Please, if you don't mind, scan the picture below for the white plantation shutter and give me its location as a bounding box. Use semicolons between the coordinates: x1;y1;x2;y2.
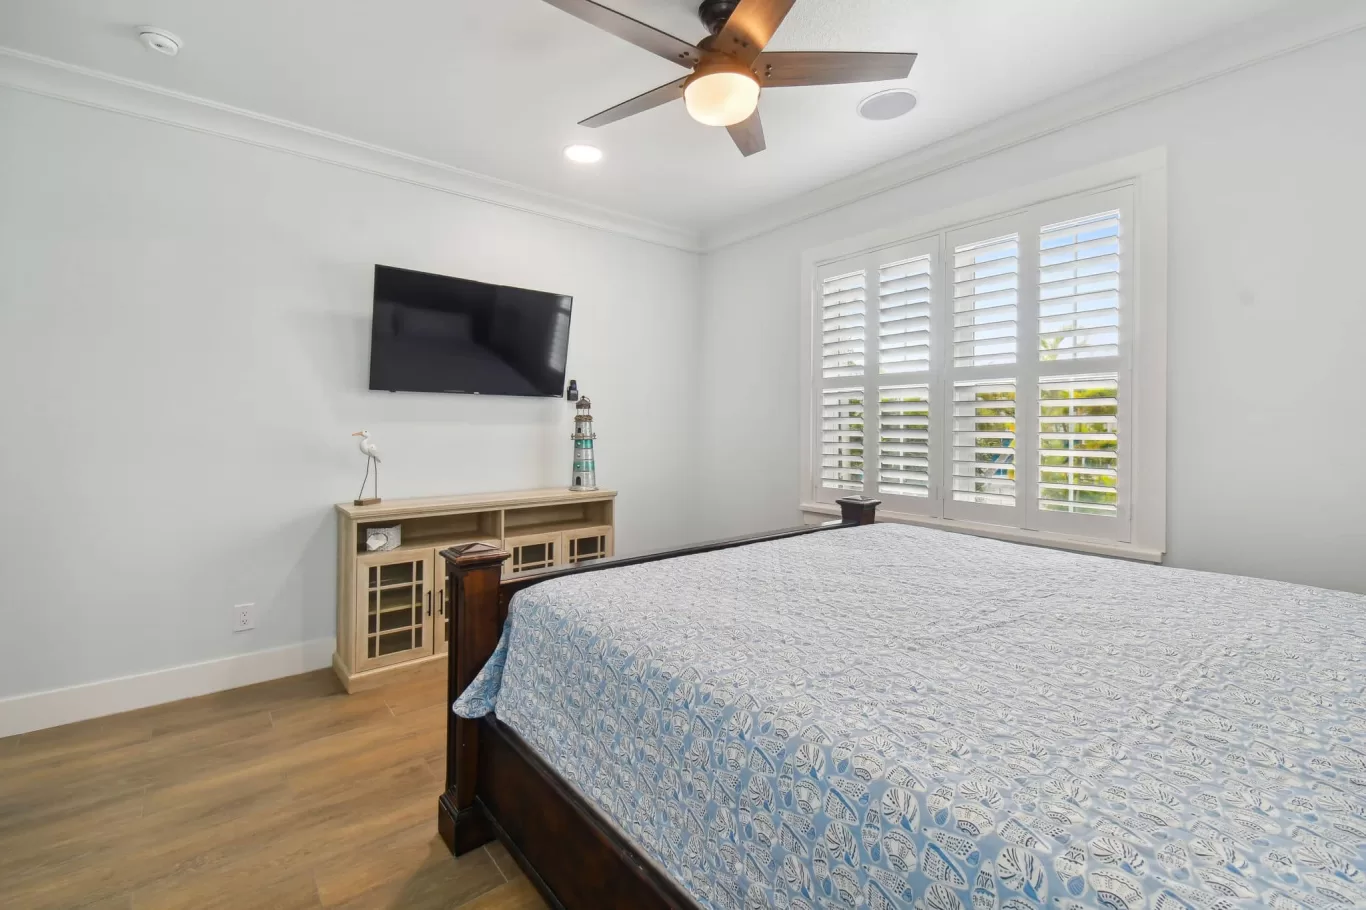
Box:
816;258;869;500
813;240;939;509
951;380;1017;506
875;252;937;506
821;270;865;379
953;234;1019;368
878;385;931;497
1038;374;1119;515
1031;186;1131;539
820;388;865;492
878;256;932;374
873;243;940;512
1039;213;1120;361
943;214;1027;525
808;183;1136;544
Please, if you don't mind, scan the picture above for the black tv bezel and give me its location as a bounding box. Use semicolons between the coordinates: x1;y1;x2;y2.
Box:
367;264;574;398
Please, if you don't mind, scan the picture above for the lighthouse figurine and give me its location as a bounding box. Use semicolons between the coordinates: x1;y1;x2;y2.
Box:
570;396;597;492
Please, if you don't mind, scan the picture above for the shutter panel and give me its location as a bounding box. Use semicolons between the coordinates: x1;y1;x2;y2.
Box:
945;216;1024;523
953;234;1018;368
1031;191;1129;540
951;380;1016;506
822;270;865;379
876;248;936;506
1039;212;1120;361
1038;373;1118;515
878;255;932;374
877;385;930;497
820;388;864;492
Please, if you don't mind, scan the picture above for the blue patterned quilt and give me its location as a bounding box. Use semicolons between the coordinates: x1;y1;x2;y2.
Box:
455;523;1366;910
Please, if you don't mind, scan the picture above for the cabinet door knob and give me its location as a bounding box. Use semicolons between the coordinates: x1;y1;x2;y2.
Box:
426;590;432;617
438;589;446;617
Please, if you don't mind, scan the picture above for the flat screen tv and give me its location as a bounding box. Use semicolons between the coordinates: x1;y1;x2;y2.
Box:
368;265;572;397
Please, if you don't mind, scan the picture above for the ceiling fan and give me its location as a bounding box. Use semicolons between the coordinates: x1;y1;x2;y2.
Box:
540;0;917;156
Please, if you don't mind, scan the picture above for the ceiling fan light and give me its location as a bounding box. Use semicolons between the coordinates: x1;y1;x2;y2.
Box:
684;68;760;127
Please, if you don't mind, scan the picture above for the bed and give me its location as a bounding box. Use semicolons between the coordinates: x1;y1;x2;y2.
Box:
438;498;1366;910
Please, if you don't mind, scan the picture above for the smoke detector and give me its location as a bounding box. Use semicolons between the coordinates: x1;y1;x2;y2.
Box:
137;27;182;57
858;89;917;121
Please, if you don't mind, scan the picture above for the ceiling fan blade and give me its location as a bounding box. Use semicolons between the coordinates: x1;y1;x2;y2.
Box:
539;0;701;67
712;0;796;64
726;110;766;157
579;78;687;128
756;51;917;87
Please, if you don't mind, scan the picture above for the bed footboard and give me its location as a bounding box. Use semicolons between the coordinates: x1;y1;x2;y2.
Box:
438;496;879;908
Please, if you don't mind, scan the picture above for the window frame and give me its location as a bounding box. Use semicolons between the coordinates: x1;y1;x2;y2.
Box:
799;151;1167;561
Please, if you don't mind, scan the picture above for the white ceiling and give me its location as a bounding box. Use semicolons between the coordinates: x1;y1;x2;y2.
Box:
0;0;1296;233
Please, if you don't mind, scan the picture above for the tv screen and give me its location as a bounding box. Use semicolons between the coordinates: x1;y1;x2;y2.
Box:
368;265;572;397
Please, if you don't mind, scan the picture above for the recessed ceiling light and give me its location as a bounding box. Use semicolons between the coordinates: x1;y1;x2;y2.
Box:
858;89;917;121
137;26;182;57
563;144;603;164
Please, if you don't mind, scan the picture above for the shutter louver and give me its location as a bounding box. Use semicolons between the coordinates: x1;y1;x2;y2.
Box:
1039;373;1119;515
878;255;932;374
820;388;864;491
953;234;1018;367
878;385;930;497
952;380;1016;505
1039;212;1120;361
822;270;866;379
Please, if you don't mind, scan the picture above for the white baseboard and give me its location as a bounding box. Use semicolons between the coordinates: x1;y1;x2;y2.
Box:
0;637;336;739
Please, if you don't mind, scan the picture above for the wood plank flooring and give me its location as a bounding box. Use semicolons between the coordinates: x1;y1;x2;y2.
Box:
0;663;549;910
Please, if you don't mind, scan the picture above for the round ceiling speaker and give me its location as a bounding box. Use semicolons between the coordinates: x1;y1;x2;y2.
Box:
137;27;182;57
858;89;917;121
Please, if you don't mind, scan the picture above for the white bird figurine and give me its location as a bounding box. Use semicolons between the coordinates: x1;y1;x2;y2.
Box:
352;429;382;503
352;429;381;463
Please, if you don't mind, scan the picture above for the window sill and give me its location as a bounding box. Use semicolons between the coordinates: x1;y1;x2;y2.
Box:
800;502;1164;563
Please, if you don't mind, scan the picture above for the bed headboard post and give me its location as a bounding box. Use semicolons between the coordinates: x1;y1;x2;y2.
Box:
438;542;510;855
837;495;881;526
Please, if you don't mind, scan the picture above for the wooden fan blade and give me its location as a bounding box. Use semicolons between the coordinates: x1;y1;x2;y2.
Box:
713;0;796;64
540;0;701;67
756;51;917;87
726;110;766;157
580;78;687;128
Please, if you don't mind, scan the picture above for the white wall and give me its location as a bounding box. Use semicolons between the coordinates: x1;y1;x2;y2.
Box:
698;29;1366;594
0;87;702;704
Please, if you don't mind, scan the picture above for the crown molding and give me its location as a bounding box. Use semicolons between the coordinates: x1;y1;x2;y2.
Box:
0;47;704;253
700;1;1366;251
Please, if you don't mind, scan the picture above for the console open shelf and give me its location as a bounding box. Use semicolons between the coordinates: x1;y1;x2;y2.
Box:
334;487;616;692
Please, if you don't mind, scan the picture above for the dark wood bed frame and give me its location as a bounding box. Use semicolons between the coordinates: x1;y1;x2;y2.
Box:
436;496;880;910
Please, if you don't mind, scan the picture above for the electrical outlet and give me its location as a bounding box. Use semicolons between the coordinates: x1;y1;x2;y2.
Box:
233;603;255;632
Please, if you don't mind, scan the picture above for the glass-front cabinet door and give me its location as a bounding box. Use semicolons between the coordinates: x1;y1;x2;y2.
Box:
354;551;435;672
504;532;562;579
563;526;614;565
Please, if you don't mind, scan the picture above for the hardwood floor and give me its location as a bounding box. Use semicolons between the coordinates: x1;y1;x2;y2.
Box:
0;663;549;910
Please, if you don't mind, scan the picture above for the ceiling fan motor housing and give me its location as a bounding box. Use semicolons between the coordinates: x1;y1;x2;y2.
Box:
698;0;741;35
